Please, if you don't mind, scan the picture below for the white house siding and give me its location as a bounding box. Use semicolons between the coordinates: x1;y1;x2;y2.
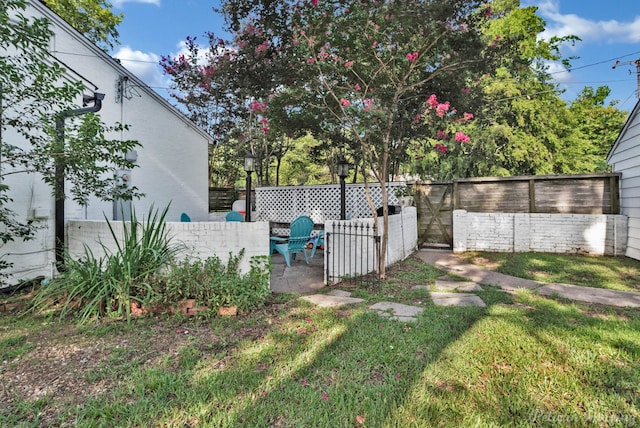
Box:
608;102;640;260
0;1;211;285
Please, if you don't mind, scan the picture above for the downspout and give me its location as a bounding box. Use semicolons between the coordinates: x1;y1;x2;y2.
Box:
54;93;105;272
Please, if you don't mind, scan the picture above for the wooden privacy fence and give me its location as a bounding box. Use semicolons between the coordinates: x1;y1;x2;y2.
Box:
414;173;621;248
208;187;236;212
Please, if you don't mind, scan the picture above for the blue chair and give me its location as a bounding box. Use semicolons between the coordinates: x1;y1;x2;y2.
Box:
226;211;243;222
180;212;191;222
273;215;314;267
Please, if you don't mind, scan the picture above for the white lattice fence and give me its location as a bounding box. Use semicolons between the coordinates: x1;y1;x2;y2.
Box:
255;182;407;223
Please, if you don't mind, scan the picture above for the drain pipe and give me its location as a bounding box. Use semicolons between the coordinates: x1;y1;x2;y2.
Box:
54;93;105;272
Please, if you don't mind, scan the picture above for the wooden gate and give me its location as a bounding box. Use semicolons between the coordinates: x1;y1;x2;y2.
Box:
414;182;453;248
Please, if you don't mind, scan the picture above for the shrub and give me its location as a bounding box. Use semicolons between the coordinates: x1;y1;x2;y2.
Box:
155;251;272;313
32;205;181;323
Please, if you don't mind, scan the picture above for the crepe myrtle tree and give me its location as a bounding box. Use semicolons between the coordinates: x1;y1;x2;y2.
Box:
0;0;141;279
277;0;497;277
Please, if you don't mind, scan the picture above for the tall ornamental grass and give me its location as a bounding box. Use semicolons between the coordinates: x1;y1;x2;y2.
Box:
33;205;182;323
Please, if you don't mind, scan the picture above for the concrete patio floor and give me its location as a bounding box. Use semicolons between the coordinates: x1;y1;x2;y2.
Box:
269;249;326;294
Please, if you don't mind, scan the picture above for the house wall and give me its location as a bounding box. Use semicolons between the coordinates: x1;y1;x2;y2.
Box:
66;220;270;275
453;210;628;256
37;2;210;222
0;2;210;286
607;106;640;260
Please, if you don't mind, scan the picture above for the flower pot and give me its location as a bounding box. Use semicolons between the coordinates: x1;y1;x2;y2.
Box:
218;306;238;317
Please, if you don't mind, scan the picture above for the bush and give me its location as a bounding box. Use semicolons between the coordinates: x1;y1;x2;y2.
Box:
155;251;271;313
32;205;181;323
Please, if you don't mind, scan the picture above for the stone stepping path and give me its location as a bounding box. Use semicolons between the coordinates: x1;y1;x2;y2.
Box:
303;276;488;322
301;292;364;308
429;291;486;307
434;279;484;292
369;302;424;323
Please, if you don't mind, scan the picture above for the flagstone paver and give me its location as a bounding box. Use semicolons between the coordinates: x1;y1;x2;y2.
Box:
430;291;486;307
301;293;365;308
369;302;424;322
434;279;484;292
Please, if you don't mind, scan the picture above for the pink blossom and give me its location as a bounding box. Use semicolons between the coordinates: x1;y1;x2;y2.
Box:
436;130;448;140
354;83;361;91
321;392;329;401
312;0;318;5
405;52;418;63
249;100;267;113
255;40;269;53
308;57;316;64
262;127;270;133
302;379;309;386
426;94;438;109
436;102;450;117
462;112;474;121
363;98;374;111
461;87;471;95
413;113;421;124
340;98;351;107
344;61;354;68
454;132;470;143
435;143;448;153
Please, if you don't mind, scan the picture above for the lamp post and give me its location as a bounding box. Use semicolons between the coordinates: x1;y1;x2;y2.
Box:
244;152;255;222
337;158;349;220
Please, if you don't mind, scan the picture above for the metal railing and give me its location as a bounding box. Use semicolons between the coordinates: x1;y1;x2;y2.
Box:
325;221;381;287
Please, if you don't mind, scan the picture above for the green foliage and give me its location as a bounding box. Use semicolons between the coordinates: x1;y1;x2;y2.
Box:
0;0;141;280
155;251;271;312
32;205;181;323
0;0;82;268
41;0;123;51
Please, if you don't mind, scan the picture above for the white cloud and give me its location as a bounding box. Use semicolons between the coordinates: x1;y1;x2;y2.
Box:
113;46;168;90
173;39;210;65
111;0;160;8
528;0;640;45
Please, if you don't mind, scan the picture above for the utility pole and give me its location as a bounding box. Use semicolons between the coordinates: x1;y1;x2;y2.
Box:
612;58;640;99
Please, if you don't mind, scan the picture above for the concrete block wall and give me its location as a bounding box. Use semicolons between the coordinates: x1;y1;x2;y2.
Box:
453;210;628;256
384;207;419;265
66;220;270;275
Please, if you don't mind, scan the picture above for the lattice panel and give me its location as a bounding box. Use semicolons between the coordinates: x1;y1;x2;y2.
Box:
256;182;406;222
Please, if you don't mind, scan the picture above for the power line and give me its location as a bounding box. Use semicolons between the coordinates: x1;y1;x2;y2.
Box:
550;50;640;75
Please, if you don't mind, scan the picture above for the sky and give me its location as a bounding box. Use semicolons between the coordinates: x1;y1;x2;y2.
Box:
111;0;640;112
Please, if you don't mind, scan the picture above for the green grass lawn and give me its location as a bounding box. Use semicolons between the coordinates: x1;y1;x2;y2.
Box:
461;252;640;292
1;254;639;427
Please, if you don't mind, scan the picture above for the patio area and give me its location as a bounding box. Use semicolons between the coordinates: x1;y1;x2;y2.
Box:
270;248;325;294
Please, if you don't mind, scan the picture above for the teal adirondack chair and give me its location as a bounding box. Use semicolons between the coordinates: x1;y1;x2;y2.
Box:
273;215;314;267
226;211;243;222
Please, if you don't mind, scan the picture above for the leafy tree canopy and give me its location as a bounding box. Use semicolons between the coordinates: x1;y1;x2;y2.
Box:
42;0;122;51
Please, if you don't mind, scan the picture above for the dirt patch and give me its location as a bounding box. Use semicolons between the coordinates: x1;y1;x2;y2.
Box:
0;301;287;426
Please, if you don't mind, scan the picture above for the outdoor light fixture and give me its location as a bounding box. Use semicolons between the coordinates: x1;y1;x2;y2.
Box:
244;152;255;222
244;152;256;173
337;157;349;220
337;158;349;179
